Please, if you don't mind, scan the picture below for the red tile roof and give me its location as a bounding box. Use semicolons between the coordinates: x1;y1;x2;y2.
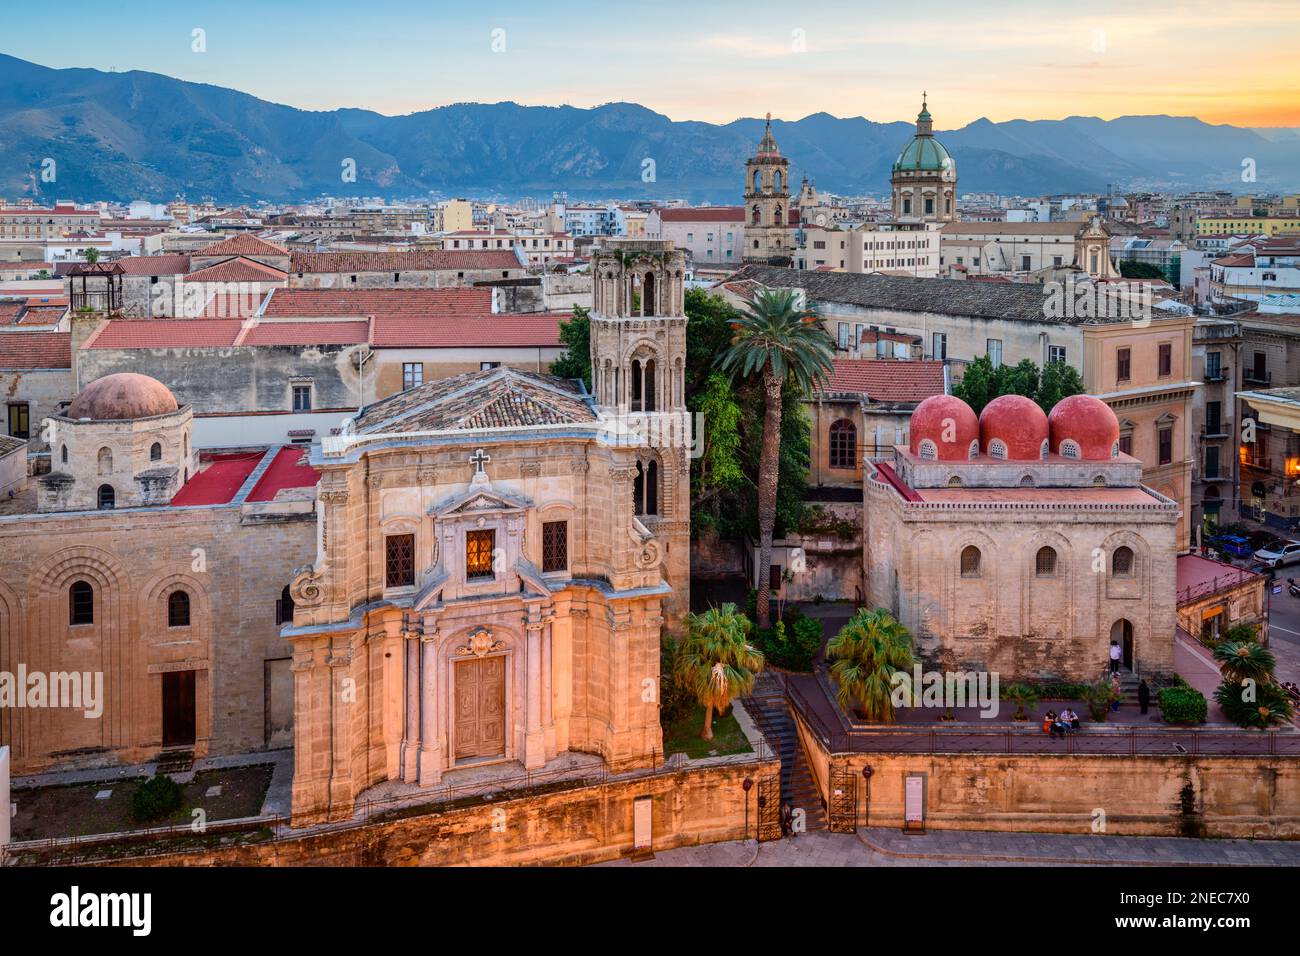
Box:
1176;553;1260;599
289;250;522;273
263;287;493;318
185;256;288;283
241;320;370;346
0;331;72;368
116;255;191;276
86;320;244;349
193;233;288;258
821;359;945;403
370;313;563;348
657;206;745;223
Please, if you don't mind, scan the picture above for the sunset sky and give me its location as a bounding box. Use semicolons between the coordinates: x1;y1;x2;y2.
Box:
5;0;1299;128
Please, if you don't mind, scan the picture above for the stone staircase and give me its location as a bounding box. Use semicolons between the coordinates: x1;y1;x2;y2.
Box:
744;678;827;833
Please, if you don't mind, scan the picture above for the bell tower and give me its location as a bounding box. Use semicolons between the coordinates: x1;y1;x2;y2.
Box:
743;112;795;264
589;238;690;628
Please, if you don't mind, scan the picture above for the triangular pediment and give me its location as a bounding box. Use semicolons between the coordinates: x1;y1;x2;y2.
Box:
432;484;531;517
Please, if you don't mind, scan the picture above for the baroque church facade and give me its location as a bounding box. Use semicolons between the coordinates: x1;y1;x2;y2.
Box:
283;240;691;823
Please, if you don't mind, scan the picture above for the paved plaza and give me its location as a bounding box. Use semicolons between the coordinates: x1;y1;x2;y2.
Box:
604;827;1300;867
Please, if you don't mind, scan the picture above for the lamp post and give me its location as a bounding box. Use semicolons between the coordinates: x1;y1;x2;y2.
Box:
862;764;874;828
742;777;753;841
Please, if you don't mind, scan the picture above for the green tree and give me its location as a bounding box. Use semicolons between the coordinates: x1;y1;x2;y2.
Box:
1214;680;1294;728
1036;359;1086;413
684;288;737;399
1119;260;1164;280
718;288;834;627
690;372;745;533
35;269;51;280
674;603;764;740
83;247;100;265
997;358;1040;399
826;607;914;723
548;305;591;389
953;354;999;413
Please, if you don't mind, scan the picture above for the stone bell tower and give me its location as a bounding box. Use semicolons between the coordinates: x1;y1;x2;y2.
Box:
743;112;795;264
589;238;691;629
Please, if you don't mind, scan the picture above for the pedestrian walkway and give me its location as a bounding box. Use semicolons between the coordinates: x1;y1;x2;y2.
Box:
604;827;1300;867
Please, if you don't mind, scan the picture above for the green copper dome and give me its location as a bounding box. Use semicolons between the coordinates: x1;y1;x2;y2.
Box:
893;135;953;173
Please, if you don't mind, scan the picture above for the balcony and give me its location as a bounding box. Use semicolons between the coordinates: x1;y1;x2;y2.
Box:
1243;368;1272;386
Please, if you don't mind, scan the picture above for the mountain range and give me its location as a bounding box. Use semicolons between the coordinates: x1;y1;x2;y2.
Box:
2;53;1297;203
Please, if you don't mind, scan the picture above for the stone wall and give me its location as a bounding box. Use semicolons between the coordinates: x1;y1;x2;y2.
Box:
0;366;72;455
109;758;777;867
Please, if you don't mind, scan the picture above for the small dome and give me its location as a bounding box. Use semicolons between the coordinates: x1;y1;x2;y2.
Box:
909;395;978;462
67;373;179;421
980;395;1049;461
1048;394;1120;460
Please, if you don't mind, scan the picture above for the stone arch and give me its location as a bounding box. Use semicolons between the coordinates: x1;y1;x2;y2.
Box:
97;446;113;474
140;570;211;638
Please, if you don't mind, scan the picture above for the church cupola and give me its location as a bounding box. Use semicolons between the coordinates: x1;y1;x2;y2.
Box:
890;93;957;224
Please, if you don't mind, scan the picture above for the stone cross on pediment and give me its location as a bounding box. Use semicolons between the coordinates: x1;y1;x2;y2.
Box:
469;447;491;488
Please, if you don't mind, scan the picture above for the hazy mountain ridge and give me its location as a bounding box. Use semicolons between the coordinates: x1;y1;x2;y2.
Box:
1;54;1295;202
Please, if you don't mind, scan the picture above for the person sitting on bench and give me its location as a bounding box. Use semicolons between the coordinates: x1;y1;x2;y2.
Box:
1060;707;1080;732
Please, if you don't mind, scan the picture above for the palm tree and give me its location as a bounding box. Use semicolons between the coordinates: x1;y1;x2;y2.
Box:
83;247;100;265
1214;679;1294;729
1213;640;1276;685
826;608;914;723
674;603;765;740
718;288;834;628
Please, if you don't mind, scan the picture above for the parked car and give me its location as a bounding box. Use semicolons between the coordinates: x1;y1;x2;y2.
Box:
1210;534;1253;558
1253;540;1300;568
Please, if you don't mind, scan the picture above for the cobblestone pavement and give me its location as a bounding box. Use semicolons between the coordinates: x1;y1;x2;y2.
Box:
603;827;1300;867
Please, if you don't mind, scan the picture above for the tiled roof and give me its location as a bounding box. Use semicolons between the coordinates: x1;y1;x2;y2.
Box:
0;434;24;456
729;265;1061;324
116;255;191;276
0;331;72;368
370;313;562;348
85;320;244;349
821;359;945;403
354;367;595;434
241;320;370;346
657;206;745;223
193;233;288;258
289;250;522;273
263;287;492;317
185;256;288;283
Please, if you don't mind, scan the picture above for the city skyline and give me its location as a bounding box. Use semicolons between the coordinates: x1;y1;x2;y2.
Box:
3;0;1300;128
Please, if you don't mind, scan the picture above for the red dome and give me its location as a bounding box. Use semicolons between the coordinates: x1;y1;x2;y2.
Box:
908;395;978;462
1048;394;1120;460
66;373;179;421
979;394;1048;461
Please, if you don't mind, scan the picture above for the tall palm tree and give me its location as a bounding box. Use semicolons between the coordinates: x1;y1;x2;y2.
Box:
674;603;765;740
718;288;834;628
83;247;100;265
826;608;914;723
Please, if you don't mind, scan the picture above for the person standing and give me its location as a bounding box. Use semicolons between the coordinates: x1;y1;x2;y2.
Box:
1109;640;1122;674
1138;679;1151;715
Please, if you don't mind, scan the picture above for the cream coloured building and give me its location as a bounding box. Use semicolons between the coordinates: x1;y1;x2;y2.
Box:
866;393;1179;680
940;218;1119;279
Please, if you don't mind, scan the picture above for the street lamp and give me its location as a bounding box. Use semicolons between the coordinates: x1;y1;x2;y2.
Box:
862;765;874;828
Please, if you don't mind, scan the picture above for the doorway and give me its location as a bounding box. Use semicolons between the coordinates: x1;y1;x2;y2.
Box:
1110;619;1134;670
162;670;197;748
454;656;506;762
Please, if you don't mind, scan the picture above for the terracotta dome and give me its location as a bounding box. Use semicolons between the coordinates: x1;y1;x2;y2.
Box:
1048;394;1120;460
908;395;979;462
979;394;1049;461
66;373;179;421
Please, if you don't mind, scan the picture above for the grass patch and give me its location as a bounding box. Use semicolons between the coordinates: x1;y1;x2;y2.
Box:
663;703;752;759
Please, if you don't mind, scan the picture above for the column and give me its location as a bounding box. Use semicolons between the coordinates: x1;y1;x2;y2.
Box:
418;632;441;786
524;621;545;769
542;620;556;758
400;633;419;781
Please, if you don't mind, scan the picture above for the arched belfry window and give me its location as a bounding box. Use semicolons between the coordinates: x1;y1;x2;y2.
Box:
634;459;659;516
752;204;761;226
642;272;655;316
753;170;761;193
774;170;782;192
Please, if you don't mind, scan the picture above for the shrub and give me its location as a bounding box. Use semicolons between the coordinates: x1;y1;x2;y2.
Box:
1003;683;1039;720
1024;681;1090;700
1214;678;1295;728
658;634;694;725
130;774;184;823
1083;678;1120;721
1158;686;1207;724
752;613;823;672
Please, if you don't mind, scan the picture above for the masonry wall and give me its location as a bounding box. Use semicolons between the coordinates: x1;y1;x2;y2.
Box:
0;366;72;456
287;267;526;289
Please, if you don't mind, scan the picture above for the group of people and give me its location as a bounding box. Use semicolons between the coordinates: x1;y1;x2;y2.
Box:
1042;708;1080;738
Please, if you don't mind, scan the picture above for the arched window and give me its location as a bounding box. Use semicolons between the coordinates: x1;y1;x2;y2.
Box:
774;204;783;225
276;584;295;625
167;590;191;627
1059;439;1081;459
947;475;963;488
642;272;656;316
829;419;856;469
774;170;782;192
150;442;162;461
1035;546;1057;577
918;439;938;461
1092;475;1107;487
1111;440;1120;459
60;444;68;464
753;170;761;193
1040;439;1050;460
69;580;94;625
97;484;115;510
752;205;761;226
1112;546;1134;576
960;546;981;577
988;438;1008;460
968;439;980;460
1019;475;1035;487
97;446;113;474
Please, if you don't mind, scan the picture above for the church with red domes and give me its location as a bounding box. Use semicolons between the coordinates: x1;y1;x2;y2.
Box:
866;393;1178;681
